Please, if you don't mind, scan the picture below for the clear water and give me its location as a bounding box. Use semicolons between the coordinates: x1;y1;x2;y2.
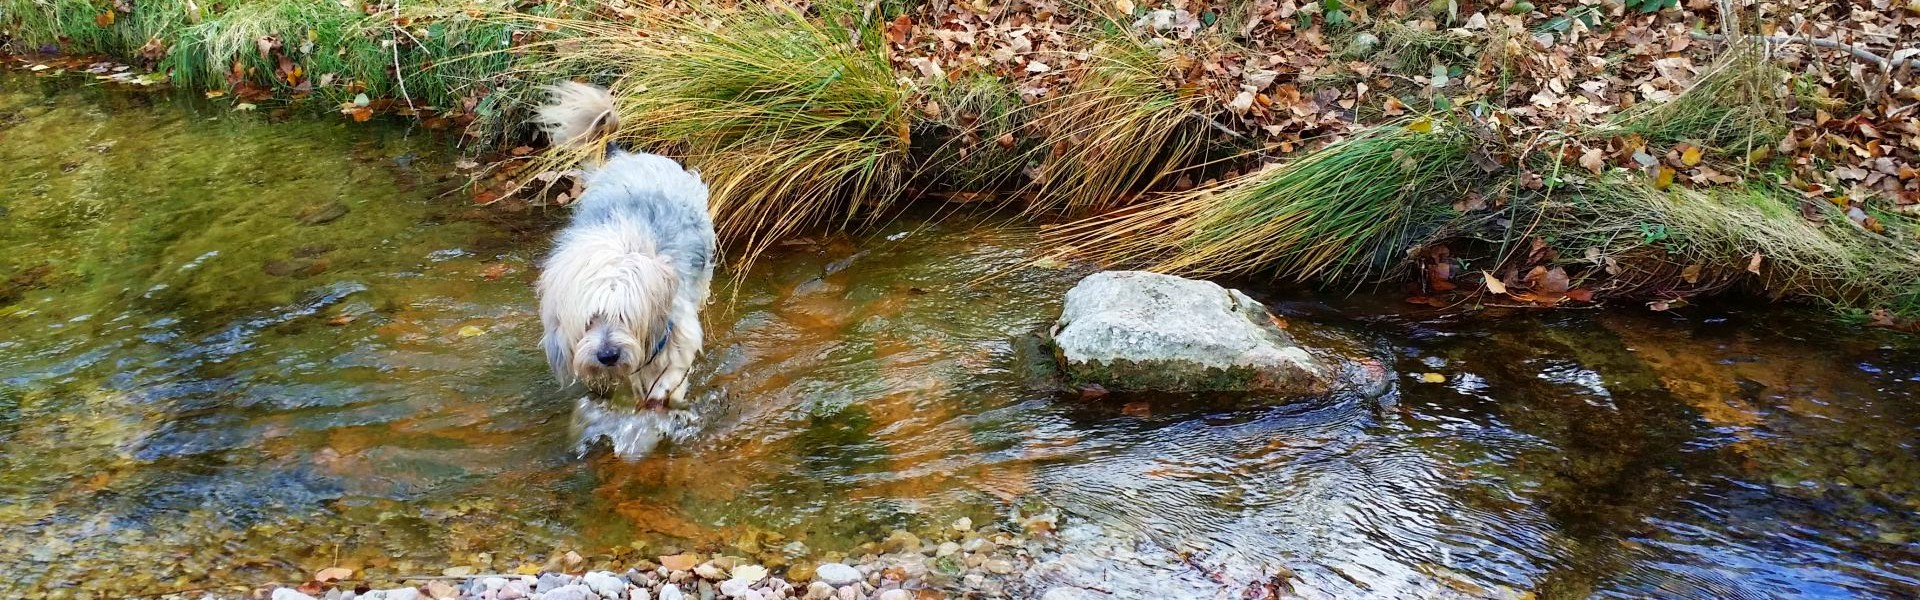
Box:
2;74;1917;599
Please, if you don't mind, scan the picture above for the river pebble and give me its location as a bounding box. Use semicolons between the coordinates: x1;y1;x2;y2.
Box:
811;563;861;587
238;514;1061;600
539;584;594;600
584;571;628;598
803;582;834;600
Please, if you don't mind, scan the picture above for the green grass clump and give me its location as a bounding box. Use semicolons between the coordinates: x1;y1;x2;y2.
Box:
1046;118;1474;281
518;2;911;266
1551;182;1920;314
1609;39;1787;156
2;0;547;140
1023;11;1218;214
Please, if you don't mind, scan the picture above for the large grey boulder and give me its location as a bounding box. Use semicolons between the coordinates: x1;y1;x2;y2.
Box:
1049;271;1338;394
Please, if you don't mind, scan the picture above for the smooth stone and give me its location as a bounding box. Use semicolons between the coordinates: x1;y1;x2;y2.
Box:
499;580;531;600
383;589;421;600
951;517;973;532
729;564;769;584
540;584;594;600
659;584;686;600
812;563;861;587
718;579;752;597
584;571;629;598
1050;270;1335;394
1041;589;1094;600
632;589;651;600
424;580;458;600
874;591;912;600
482;577;509;591
444;566;476;577
832;586;859;600
538;573;576;591
804;582;834;600
273;589;319;600
935;542;960;557
961;538;996;554
695;563;728;580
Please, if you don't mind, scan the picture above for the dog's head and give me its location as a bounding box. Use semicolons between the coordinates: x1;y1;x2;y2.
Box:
563;314;647;392
538;225;679;393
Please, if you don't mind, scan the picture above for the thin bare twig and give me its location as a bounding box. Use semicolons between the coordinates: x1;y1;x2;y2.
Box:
1690;32;1919;71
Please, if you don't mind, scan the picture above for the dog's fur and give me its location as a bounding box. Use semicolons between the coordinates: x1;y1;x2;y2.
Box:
535;82;716;408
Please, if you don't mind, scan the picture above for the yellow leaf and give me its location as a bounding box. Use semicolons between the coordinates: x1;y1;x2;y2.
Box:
1481;271;1508;295
1746;252;1763;275
1408;117;1435;134
1419;373;1446;383
1680;145;1703;166
1653;166;1676;190
314;567;353;582
457;325;484;337
204;90;226;99
1681;264;1702;284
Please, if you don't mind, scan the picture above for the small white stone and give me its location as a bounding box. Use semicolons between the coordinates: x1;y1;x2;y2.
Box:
935;542;960;557
482;577;509;591
875;591;912;600
658;584;685;600
631;589;651;600
804;581;835;600
695;563;728;580
584;572;628;599
833;586;859;600
729;564;769;584
812;563;862;587
273;589;319;600
382;589;421;600
951;517;973;532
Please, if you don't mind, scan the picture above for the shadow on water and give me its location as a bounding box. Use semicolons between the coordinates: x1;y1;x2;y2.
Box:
1;73;1917;599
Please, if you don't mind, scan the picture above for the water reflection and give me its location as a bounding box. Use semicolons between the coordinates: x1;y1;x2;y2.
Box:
2;73;1918;600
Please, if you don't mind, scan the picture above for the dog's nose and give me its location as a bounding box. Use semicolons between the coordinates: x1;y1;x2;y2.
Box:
595;348;621;366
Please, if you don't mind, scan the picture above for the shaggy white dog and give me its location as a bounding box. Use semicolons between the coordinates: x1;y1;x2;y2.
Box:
534;82;716;409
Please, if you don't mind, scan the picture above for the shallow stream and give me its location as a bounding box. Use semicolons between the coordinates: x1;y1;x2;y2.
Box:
2;74;1917;599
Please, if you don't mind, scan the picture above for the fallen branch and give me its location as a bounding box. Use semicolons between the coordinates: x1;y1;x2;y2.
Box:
1690;32;1920;71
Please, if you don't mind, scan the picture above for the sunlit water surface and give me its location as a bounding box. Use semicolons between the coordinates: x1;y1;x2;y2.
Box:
2;74;1917;599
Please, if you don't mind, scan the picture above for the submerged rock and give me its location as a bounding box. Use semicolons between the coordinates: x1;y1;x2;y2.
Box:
295;201;351;225
1049;271;1335;394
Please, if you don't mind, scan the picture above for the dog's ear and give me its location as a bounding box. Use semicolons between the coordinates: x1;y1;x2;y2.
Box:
542;331;573;384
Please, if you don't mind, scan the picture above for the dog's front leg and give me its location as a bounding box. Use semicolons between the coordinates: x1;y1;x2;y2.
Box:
645;317;703;409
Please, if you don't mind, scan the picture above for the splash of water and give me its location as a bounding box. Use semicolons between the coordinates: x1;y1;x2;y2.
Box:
569;396;702;457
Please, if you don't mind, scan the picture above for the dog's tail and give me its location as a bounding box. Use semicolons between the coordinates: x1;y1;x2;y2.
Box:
535;81;620;150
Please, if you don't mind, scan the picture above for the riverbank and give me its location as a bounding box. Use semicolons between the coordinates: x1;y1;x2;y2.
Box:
205;515;1065;600
6;0;1918;321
